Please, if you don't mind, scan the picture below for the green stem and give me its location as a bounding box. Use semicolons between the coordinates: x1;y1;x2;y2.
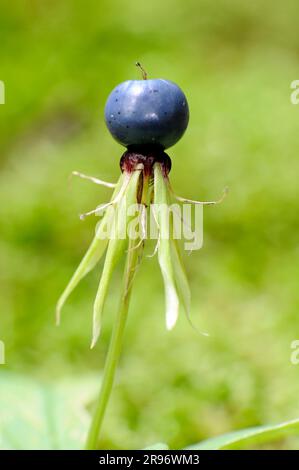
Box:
85;237;141;449
85;174;149;450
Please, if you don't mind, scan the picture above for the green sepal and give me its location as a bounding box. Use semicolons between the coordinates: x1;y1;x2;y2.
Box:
56;174;125;325
91;169;142;348
154;163;179;330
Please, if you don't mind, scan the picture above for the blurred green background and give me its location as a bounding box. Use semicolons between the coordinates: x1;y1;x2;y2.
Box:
1;0;299;450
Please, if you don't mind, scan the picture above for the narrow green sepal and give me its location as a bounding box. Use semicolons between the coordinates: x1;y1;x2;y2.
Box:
56;174;125;325
91;169;142;348
154;163;180;330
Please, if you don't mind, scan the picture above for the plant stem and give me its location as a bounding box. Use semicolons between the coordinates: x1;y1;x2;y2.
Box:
85;238;141;449
85;174;149;450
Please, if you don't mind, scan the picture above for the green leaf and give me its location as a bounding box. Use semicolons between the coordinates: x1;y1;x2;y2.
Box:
0;372;99;450
56;174;125;325
186;418;299;450
91;169;141;347
154;163;179;330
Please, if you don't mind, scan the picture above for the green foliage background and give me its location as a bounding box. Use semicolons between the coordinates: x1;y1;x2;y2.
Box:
1;0;299;449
